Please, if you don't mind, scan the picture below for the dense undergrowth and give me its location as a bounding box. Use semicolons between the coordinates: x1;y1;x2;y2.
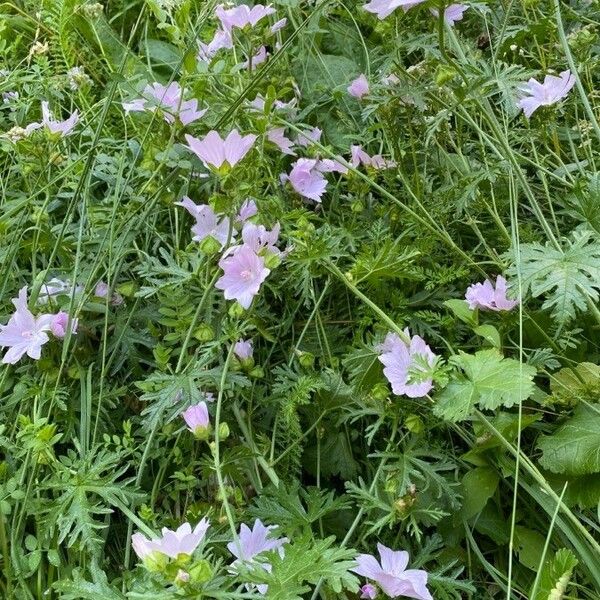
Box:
1;0;600;598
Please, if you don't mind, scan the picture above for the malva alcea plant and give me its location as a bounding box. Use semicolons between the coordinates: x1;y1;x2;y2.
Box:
1;0;600;598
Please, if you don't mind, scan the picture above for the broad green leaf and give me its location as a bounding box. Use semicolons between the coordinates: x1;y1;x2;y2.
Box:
473;324;501;348
532;548;578;600
459;467;499;520
444;299;477;326
537;403;600;475
506;230;600;324
434;350;536;422
548;362;600;406
514;526;548;570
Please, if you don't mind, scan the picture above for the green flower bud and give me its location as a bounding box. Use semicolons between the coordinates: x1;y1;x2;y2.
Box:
189;559;213;583
218;422;230;439
405;414;424;435
298;351;315;369
228;302;246;318
199;235;223;255
435;65;457;86
193;323;214;342
249;366;264;379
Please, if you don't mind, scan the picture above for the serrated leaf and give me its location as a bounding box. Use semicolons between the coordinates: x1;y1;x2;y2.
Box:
532;548;578;600
506;230;600;324
537;403;600;475
434;350;536;422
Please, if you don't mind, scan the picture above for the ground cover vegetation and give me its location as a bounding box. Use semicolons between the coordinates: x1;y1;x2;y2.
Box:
1;0;600;598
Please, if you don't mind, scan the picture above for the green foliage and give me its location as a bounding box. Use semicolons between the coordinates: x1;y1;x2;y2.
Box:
538;403;600;476
507;230;600;324
532;549;578;600
434;349;536;422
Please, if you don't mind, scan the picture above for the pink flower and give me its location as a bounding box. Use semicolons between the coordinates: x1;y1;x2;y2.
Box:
198;28;233;63
237;199;258;222
228;519;288;594
351;145;396;169
50;311;78;339
271;17;287;33
182;402;211;438
0;287;54;364
281;158;328;202
25;101;79;137
240;221;281;256
430;4;468;25
176;197;232;249
216;4;275;31
216;245;270;309
348;74;369;99
317;158;348;174
360;583;378;599
517;70;575;118
132;519;210;561
234;339;253;360
296;127;322;148
122;82;206;125
465;275;518;311
94;282;124;306
242;46;268;70
378;330;436;398
352;543;432;600
247;94;296;113
266;127;295;155
184;130;257;170
363;0;426;19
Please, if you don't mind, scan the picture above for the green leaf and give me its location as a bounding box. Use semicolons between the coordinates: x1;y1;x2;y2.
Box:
514;526;547;570
532;548;578;600
459;467;499;520
444;299;477;326
506;230;600;324
537;403;600;475
473;324;501;348
433;350;536;422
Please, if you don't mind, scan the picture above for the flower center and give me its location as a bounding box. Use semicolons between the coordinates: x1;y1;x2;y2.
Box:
240;269;252;280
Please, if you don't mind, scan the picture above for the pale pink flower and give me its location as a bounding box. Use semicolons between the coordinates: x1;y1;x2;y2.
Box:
132;519;210;561
352;543;432;600
271;17;287;33
247;94;296;113
317;157;348;174
281;158;328;202
351;145;396;169
234;339;253;360
0;287;54;364
182;401;211;437
465;275;518;311
228;519;288;593
184;130;257;170
122;82;206;125
517;70;575;118
242;46;268;70
378;330;436;398
216;4;275;31
364;0;426;19
25;101;79;137
296;127;321;148
267;127;296;155
360;584;378;599
348;74;370;99
216;245;270;309
50;311;78;339
37;278;72;304
94;282;124;306
237;199;258;222
198;28;233;63
240;221;281;256
176;197;232;249
430;3;468;25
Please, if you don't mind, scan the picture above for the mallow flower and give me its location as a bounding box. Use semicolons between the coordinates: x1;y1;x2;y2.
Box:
132;519;210;562
430;3;468;25
234;339;253;360
241;46;268;70
228;519;288;594
296;127;322;148
50;311;78;339
215;245;270;309
351;145;396;170
360;583;378;599
237;199;258;222
517;70;575;118
281;158;328;202
216;4;275;31
351;543;432;600
378;330;436;398
182;402;211;439
184;130;257;171
364;0;427;20
176;197;232;250
122;82;207;125
465;275;518;311
26;101;79;137
198;28;233;63
348;74;369;99
266;127;296;155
